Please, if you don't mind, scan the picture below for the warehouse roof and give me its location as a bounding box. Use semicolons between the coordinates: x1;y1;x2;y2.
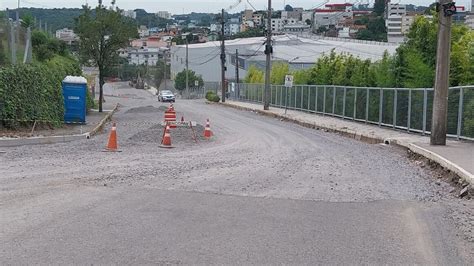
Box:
175;34;399;63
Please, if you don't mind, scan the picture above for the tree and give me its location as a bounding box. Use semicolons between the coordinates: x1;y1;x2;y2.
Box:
154;59;170;88
284;5;294;12
305;19;312;26
174;69;203;92
373;0;385;16
20;14;35;29
244;65;264;83
75;4;138;112
271;62;289;85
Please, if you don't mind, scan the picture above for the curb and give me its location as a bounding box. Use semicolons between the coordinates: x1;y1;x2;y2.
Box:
0;104;119;148
407;143;473;185
89;104;119;137
218;102;473;185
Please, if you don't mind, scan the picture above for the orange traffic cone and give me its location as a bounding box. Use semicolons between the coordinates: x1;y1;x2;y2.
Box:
160;123;174;148
204;119;212;139
104;122;120;152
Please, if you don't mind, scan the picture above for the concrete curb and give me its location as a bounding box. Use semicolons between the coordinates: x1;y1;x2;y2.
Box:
407;143;473;185
89;104;119;137
218;102;473;185
0;104;119;148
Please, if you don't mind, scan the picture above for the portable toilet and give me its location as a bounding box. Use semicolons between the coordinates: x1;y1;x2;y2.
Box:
62;76;88;124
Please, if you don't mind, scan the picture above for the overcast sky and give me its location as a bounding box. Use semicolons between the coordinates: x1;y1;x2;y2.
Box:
1;0;472;14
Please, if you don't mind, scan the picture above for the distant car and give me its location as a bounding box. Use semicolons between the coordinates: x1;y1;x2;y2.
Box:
158;90;176;102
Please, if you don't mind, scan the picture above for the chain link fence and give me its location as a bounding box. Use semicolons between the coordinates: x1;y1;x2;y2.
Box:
228;84;474;141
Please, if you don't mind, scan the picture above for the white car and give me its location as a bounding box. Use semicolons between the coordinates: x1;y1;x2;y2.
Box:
158;90;176;102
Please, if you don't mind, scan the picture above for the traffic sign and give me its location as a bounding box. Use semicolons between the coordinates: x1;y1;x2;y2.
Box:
194;80;199;87
285;75;294;88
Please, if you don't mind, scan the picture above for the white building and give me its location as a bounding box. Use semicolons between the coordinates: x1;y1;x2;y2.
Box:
313;3;353;28
171;35;399;82
466;0;474;29
271;18;285;32
385;2;414;43
124;47;165;66
55;28;78;45
122;10;137;19
283;22;311;33
229;23;241;35
55;28;75;39
157;11;172;19
139;26;150;38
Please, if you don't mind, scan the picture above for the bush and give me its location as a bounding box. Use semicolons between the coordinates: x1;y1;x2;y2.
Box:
206;91;220;102
0;55;81;128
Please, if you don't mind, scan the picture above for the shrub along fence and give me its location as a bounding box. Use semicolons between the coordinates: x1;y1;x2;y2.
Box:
0;56;82;129
228;83;474;141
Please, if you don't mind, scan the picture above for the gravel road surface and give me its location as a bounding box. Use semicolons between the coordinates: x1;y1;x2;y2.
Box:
1;82;472;264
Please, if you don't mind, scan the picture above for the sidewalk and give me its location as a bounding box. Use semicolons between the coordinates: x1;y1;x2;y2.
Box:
221;100;474;185
0;103;117;147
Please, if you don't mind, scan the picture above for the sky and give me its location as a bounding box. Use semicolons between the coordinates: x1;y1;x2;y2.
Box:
1;0;473;14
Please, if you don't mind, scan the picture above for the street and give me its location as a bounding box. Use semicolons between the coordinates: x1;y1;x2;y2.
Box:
1;83;473;264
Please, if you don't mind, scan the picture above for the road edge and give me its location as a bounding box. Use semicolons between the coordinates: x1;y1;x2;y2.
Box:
0;104;119;147
218;101;473;186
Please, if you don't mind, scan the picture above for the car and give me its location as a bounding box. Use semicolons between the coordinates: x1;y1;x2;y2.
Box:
158;90;176;102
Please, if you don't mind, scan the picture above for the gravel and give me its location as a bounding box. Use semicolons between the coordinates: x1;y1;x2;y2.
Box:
1;84;473;263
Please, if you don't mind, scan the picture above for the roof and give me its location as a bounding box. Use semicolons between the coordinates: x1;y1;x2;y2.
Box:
173;34;399;63
325;3;353;7
63;76;87;84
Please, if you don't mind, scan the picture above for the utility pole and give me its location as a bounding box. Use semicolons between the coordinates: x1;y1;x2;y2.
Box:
235;49;240;100
263;0;272;110
431;0;454;145
10;18;17;65
220;8;226;103
185;35;189;98
16;0;20;44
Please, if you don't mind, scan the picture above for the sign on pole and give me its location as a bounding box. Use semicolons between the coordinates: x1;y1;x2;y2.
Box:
285;75;294;88
194;80;199;87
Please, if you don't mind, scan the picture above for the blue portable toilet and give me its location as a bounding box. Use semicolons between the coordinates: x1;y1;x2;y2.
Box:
62;76;88;124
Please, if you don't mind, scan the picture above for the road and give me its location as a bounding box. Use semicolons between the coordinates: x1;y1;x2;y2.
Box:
1;83;473;264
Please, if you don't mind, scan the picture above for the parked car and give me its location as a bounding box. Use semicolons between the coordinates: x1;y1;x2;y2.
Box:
158;90;176;102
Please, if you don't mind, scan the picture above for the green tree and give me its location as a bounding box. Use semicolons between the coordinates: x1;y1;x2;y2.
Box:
154;59;170;88
373;0;386;16
75;4;138;112
20;14;35;29
174;69;203;92
271;62;289;85
244;65;264;83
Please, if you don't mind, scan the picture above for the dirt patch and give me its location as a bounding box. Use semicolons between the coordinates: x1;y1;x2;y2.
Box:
125;106;167;114
129;124;207;145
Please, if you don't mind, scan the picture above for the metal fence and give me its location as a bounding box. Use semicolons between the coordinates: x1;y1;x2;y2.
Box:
227;83;474;141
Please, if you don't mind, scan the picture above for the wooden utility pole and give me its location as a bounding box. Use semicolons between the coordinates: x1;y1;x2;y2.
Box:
431;0;454;145
235;49;240;100
264;0;272;110
220;8;226;102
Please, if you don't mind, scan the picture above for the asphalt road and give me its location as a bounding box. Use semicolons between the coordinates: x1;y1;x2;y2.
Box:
1;83;473;264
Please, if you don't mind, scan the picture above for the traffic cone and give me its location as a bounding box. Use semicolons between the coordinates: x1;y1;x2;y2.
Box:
169;103;174;112
104;122;120;152
160;123;174;148
204;119;212;139
181;116;185;122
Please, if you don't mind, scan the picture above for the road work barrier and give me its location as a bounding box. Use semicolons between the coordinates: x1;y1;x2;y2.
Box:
104;122;120;152
204;119;212;139
159;123;174;148
164;104;177;128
